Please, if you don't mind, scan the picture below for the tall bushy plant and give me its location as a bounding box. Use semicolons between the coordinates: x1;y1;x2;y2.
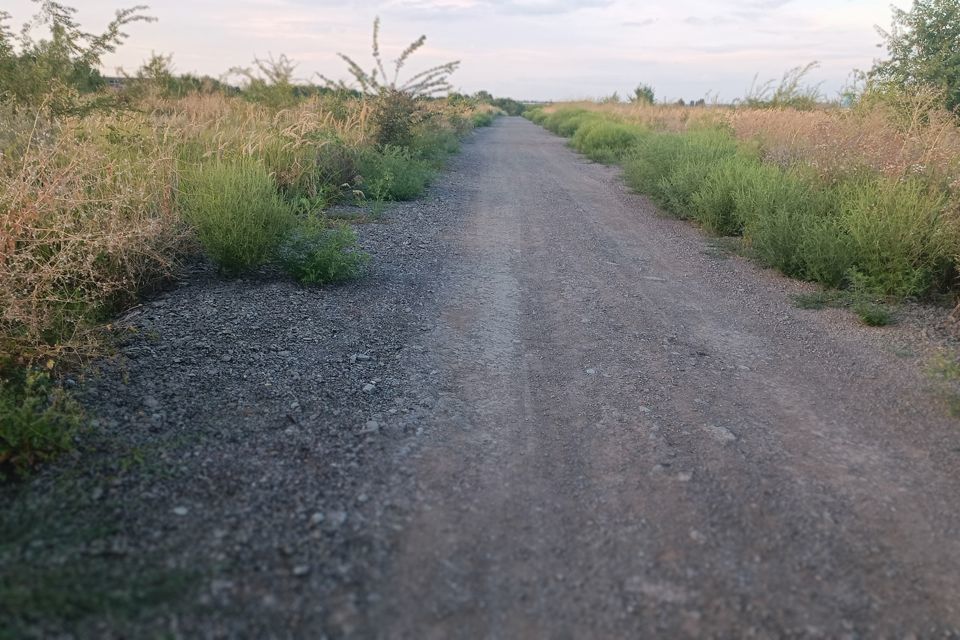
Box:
320;17;459;98
837;175;952;296
631;84;655;105
744;62;822;110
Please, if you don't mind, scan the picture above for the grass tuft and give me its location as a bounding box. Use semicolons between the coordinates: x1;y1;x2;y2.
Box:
791;290;846;309
178;159;295;275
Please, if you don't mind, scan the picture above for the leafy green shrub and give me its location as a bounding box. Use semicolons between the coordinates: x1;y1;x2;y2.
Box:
1;367;82;480
472;111;496;127
571;121;645;163
276;217;370;284
370;90;420;147
836;175;952;296
733;166;831;278
357;145;434;201
179;160;295;274
853;301;894;326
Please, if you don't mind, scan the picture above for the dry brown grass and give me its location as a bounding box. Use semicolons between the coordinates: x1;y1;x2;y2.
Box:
728;103;960;188
1;112;185;364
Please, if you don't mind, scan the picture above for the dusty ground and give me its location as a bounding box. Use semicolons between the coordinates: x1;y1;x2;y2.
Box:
3;117;960;638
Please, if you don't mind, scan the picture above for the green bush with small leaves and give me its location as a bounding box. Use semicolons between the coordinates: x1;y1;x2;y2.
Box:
357;145;435;201
276;218;370;285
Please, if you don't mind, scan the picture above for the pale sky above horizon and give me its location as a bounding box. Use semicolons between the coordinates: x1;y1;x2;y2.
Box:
4;0;911;102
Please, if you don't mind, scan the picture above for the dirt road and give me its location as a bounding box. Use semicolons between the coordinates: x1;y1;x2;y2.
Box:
362;117;960;637
6;116;960;638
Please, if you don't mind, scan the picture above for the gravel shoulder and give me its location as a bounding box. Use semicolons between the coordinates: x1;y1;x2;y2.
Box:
3;117;960;638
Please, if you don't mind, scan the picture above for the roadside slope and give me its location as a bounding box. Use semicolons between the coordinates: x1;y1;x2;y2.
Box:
366;117;960;637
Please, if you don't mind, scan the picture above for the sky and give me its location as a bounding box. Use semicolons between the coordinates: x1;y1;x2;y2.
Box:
4;0;911;102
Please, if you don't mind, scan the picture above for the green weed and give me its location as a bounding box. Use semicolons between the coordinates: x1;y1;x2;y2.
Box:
525;108;548;125
409;129;461;167
533;107;960;305
543;108;596;137
621;129;738;215
836;175;952;297
570;120;645;163
791;290;846;309
691;155;760;235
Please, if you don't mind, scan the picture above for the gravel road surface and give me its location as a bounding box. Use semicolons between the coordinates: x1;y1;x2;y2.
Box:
4;117;959;638
365;118;960;638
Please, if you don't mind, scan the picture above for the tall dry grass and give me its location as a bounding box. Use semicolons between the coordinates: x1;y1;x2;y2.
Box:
1;112;184;363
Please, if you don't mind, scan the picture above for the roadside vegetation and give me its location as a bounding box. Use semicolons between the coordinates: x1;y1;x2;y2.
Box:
0;4;502;479
527;0;960;325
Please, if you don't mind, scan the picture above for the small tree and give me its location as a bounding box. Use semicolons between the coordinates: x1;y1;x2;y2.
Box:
870;0;960;113
124;51;175;96
0;2;154;113
631;84;655;104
